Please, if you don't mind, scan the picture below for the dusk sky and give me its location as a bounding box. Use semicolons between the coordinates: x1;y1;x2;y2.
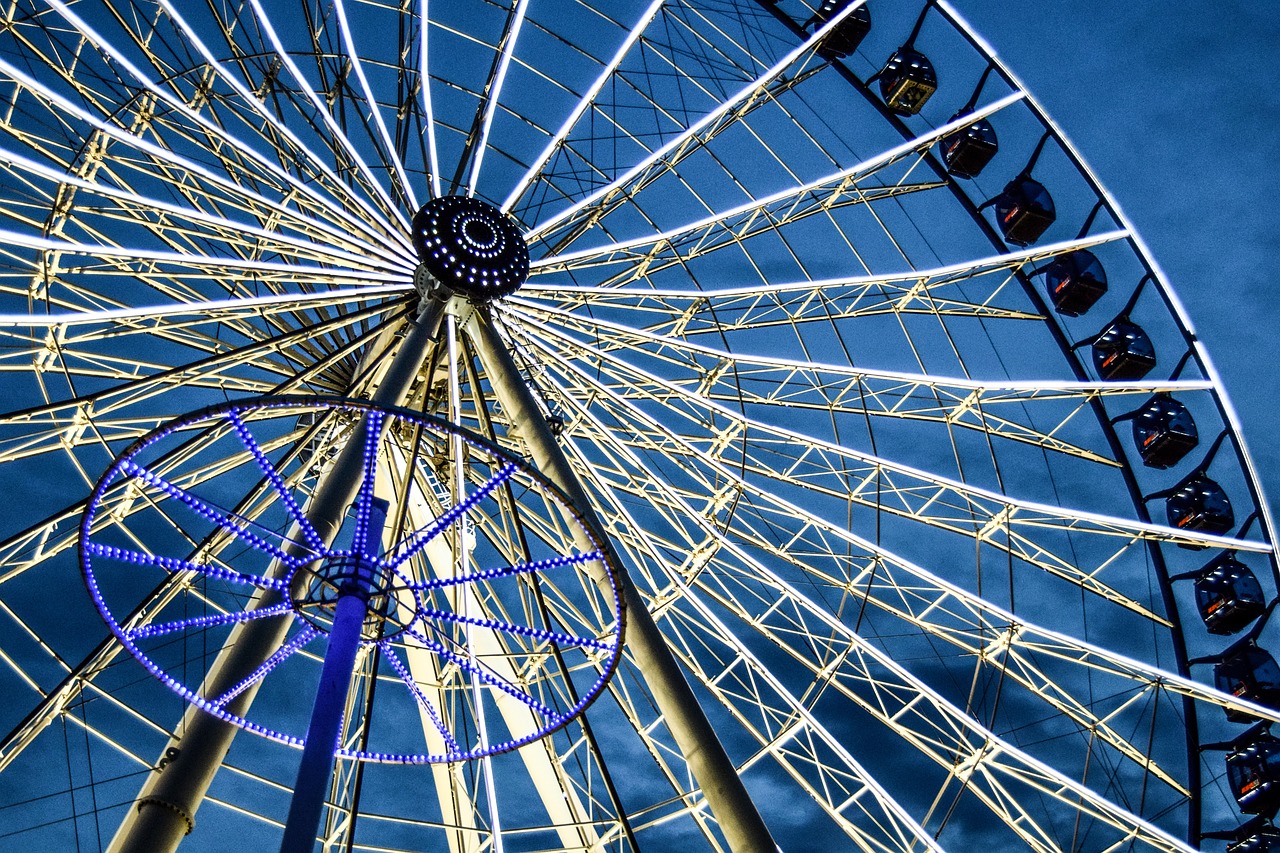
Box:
0;3;1274;849
959;1;1280;511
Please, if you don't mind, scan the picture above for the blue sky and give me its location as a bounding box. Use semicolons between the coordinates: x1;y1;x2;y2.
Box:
958;0;1280;512
0;3;1273;847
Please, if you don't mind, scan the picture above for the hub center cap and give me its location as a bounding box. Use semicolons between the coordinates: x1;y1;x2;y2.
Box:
412;195;529;300
291;553;418;642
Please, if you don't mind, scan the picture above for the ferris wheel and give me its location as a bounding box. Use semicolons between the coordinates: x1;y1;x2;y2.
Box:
0;0;1276;851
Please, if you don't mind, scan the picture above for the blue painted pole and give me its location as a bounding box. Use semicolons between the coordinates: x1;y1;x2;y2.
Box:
279;497;389;853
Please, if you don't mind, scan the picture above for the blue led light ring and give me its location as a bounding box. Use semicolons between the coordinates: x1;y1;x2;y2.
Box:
80;553;305;751
78;401;351;753
211;626;321;709
80;396;627;764
414;603;616;653
387;452;624;762
408;550;604;592
349;410;386;564
119;459;312;569
293;549;393;578
405;625;557;718
289;557;422;642
83;541;292;594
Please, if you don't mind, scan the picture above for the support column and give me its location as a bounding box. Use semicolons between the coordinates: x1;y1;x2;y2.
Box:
465;308;778;853
107;301;444;853
280;498;388;853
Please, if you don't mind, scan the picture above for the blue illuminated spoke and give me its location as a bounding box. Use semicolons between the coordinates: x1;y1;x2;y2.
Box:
126;602;296;641
210;625;319;709
226;410;325;554
417;605;614;653
120;460;313;568
406;626;556;718
350;411;385;553
410;550;604;592
83;541;291;593
379;641;460;755
390;461;519;567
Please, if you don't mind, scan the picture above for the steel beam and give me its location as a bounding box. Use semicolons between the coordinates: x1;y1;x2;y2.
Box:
106;301;443;853
465;307;777;853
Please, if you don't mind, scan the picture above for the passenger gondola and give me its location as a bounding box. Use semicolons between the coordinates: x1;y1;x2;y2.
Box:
879;48;937;116
941;111;998;179
1132;393;1198;469
994;175;1055;246
1228;735;1280;814
1196;552;1267;635
1217;644;1280;723
1166;471;1235;541
1091;318;1156;380
812;0;871;60
1229;825;1280;853
1045;249;1107;316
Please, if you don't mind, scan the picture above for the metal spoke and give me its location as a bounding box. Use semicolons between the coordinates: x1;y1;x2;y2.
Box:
127;603;297;641
462;0;530;196
523;0;870;243
83;542;293;594
532;92;1022;274
501;0;667;213
332;0;421;212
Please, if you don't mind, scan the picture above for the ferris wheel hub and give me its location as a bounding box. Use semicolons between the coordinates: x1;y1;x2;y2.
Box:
412;195;529;300
290;551;418;642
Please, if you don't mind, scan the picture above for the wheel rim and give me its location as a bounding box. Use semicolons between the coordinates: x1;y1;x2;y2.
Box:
79;397;623;763
0;1;1274;850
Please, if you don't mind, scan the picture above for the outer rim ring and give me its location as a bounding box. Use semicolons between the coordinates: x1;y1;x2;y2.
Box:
78;394;626;764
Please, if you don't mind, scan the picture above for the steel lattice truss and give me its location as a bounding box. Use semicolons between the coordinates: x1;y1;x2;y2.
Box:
0;0;1274;851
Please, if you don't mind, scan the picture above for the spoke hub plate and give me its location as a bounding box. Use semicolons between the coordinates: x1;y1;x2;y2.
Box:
290;554;419;642
412;195;529;300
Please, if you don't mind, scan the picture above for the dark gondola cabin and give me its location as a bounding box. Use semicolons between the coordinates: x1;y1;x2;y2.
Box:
1091;318;1156;380
813;1;871;60
1045;249;1107;316
942;112;998;179
1217;645;1280;723
879;48;937;116
1165;472;1234;542
1197;552;1267;635
1229;737;1280;814
1132;393;1198;469
994;176;1055;246
1230;826;1280;853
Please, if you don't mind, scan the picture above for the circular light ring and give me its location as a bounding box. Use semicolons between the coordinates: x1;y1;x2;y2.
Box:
80;395;624;764
412;196;530;300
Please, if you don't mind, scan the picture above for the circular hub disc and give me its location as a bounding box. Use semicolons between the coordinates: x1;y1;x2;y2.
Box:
412;195;529;299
